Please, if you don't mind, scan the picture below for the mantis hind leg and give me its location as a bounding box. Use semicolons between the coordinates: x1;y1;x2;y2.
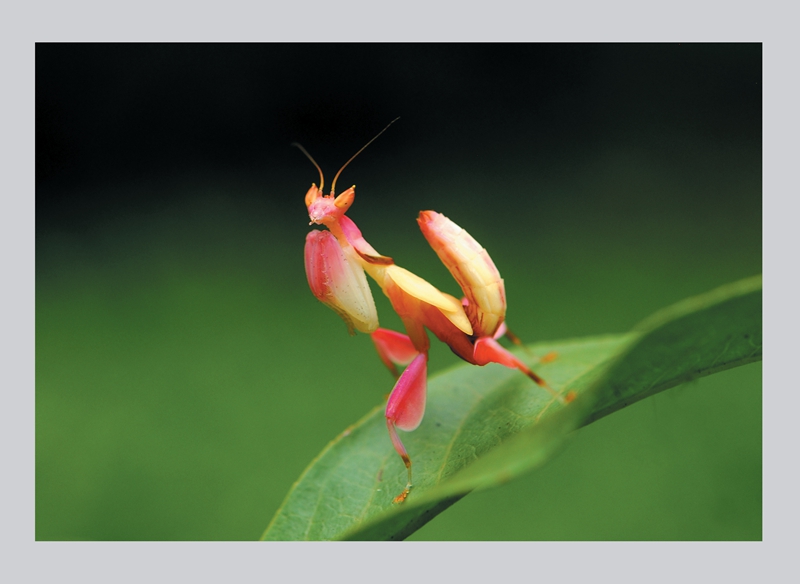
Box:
495;322;559;365
384;353;428;503
386;419;413;503
473;336;574;403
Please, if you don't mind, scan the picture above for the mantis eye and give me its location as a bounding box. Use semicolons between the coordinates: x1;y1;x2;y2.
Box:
333;187;355;212
304;184;322;207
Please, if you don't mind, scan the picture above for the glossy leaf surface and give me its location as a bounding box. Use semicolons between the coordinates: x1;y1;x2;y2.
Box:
262;276;761;540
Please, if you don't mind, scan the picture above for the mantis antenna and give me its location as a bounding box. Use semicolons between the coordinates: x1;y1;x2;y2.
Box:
330;117;400;195
292;117;400;195
291;143;325;193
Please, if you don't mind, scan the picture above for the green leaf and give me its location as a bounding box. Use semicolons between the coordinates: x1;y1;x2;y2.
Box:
261;275;762;541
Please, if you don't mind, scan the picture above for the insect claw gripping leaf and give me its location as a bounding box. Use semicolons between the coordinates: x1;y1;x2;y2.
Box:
299;124;569;502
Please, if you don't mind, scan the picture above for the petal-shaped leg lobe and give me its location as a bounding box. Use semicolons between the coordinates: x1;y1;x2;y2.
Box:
385;353;428;432
417;210;506;338
385;353;428;504
371;328;419;377
304;230;379;334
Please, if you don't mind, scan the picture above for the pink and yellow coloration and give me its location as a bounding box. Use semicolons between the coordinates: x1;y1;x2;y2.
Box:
299;125;573;503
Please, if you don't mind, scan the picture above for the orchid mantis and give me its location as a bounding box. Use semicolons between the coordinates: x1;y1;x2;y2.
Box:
300;122;573;503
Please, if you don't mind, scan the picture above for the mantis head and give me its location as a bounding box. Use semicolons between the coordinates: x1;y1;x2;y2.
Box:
296;117;399;226
304;183;355;226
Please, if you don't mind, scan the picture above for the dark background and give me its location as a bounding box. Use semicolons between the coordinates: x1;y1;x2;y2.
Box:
36;44;761;540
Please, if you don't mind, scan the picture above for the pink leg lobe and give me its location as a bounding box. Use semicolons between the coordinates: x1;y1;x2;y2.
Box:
385;352;428;503
371;328;419;378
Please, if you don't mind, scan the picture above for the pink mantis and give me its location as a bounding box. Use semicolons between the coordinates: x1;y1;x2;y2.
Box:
299;122;573;503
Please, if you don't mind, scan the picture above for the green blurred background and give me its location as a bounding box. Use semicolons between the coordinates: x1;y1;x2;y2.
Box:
36;44;761;540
